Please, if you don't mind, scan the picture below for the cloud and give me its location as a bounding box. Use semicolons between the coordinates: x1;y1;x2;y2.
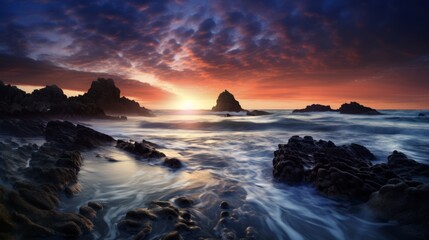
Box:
0;0;428;108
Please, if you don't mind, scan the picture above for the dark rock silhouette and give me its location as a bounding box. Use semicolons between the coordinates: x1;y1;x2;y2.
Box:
73;78;153;116
418;113;426;117
30;85;67;103
0;78;152;119
293;104;333;113
273;136;429;236
338;101;380;115
212;90;271;116
212;90;243;112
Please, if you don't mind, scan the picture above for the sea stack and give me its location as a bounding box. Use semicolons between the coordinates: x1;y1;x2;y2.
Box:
338;101;380;115
211;90;244;112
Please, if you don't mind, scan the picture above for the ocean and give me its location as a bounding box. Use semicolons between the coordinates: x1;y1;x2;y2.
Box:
60;110;429;239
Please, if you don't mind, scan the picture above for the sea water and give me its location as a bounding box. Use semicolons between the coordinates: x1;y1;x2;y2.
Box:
60;110;429;239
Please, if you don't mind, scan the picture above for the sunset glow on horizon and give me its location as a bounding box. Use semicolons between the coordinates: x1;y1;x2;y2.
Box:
1;1;428;110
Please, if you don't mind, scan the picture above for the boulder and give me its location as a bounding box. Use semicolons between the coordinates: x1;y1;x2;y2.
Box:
246;110;271;116
292;104;334;113
30;85;67;103
338;101;380;115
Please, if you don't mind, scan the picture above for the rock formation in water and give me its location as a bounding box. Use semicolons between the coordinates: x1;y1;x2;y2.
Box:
273;136;429;237
293;101;380;115
72;78;153;116
212;90;271;116
292;104;334;113
212;90;243;112
338;101;380;115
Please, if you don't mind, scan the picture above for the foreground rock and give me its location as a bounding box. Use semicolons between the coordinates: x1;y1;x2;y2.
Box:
116;140;184;169
212;90;271;116
338;101;380;115
292;104;334;113
72;78;153;116
0;121;120;239
273;136;429;236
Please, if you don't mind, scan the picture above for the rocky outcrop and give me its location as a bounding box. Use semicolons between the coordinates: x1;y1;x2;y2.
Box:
273;136;429;236
45;121;115;149
212;90;271;116
116;140;184;169
292;104;333;113
73;78;153;116
212;90;243;112
338;101;380;115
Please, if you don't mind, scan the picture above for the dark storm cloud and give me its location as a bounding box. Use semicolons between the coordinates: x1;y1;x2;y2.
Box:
0;0;428;107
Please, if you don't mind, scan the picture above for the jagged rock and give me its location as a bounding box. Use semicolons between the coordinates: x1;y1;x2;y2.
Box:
30;85;67;103
116;140;166;158
73;78;153;116
338;101;380;115
212;90;243;112
293;104;334;113
45;121;115;149
0;119;45;137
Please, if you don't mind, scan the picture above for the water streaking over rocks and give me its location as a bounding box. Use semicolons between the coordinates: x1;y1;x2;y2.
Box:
50;109;429;239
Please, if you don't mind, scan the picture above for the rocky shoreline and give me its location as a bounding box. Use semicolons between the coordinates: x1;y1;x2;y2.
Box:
273;136;429;238
0;117;427;239
0;120;183;239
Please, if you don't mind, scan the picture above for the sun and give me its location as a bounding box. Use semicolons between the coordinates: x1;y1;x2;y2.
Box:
181;100;195;110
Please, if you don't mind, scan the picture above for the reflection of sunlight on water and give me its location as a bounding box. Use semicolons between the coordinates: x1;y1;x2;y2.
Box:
69;110;429;239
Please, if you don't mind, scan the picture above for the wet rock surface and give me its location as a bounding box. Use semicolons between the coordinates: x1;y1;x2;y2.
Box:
0;120;118;239
293;104;334;113
118;181;263;240
117;139;166;158
274;136;429;236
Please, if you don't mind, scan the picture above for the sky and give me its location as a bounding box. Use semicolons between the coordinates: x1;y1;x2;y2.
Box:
1;0;428;110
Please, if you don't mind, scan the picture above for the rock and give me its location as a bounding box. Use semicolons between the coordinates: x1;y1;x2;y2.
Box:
387;150;429;179
220;201;229;209
45;121;115;149
174;197;193;208
246;110;272;116
293;104;334;113
338;101;380;115
212;90;243;112
273;136;381;200
30;85;67;104
368;181;429;237
0;119;45;137
116;140;165;158
72;78;153;116
164;158;182;169
79;205;97;219
418;113;426;117
88;201;103;210
118;201;198;239
49;101;106;118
